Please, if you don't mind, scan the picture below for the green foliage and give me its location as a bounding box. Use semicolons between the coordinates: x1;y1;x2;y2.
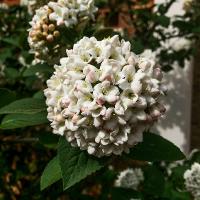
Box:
0;88;16;108
38;132;59;149
0;98;46;115
58;137;105;190
40;156;62;190
23;64;54;77
163;182;191;200
143;165;165;196
111;188;141;200
0;112;48;129
128;133;185;161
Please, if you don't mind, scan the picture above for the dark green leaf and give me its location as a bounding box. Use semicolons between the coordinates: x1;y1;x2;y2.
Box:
0;112;48;129
38;132;59;149
163;181;191;200
170;165;189;190
0;98;46;115
1;37;20;47
33;91;45;99
143;165;165;195
131;39;144;54
111;188;141;200
58;137;105;190
156;15;170;27
0;48;12;63
23;64;54;77
0;88;16;108
41;156;62;190
94;28;115;40
128;133;185;161
4;68;20;79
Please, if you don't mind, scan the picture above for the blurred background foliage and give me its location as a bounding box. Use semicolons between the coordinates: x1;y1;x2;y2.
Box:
0;0;200;199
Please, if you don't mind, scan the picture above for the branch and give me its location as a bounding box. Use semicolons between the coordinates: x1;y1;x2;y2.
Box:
0;137;39;143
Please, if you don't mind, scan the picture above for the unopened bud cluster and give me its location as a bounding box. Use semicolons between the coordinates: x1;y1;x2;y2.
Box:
44;35;166;157
28;0;97;63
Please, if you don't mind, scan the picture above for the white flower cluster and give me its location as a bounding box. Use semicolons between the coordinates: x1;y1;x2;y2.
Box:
184;163;200;200
28;0;97;63
115;168;144;190
44;35;166;157
20;0;49;15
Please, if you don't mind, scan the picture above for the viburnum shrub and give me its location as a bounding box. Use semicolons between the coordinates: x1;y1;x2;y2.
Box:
0;0;200;199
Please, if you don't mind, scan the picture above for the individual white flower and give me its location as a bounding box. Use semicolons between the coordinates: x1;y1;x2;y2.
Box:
184;163;200;200
115;168;144;190
44;35;166;157
28;0;97;63
93;81;120;104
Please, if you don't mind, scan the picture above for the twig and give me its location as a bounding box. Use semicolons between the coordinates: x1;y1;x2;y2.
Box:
0;137;39;143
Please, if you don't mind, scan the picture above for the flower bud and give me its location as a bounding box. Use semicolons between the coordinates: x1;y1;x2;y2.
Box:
42;24;49;32
42;32;48;37
53;30;60;38
46;34;54;42
49;24;55;32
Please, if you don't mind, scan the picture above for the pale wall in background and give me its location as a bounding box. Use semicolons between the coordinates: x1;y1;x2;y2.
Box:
153;0;193;154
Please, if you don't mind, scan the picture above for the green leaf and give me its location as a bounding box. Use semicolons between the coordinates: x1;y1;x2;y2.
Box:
41;156;62;190
128;133;185;161
156;15;170;27
0;88;16;108
38;132;59;149
131;39;144;54
4;68;20;79
170;165;189;190
163;181;191;200
1;37;20;47
58;137;105;190
143;165;165;195
0;112;48;129
0;48;12;63
111;188;141;200
0;98;46;115
33;91;45;100
94;28;115;40
23;64;54;77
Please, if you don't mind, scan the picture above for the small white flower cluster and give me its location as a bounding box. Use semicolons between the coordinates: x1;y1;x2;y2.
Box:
115;168;144;190
28;0;97;63
20;0;49;15
184;163;200;200
44;35;166;157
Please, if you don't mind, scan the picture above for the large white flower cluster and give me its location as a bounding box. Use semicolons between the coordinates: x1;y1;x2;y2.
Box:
28;0;97;63
115;168;144;190
184;163;200;200
44;35;166;157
